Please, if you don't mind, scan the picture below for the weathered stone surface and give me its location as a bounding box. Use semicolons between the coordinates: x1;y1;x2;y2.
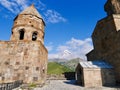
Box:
0;5;48;84
20;4;43;19
11;5;45;44
104;0;120;15
75;61;115;87
86;14;120;82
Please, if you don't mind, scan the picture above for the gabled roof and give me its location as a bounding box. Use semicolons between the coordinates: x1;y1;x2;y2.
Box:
79;61;113;69
20;4;42;19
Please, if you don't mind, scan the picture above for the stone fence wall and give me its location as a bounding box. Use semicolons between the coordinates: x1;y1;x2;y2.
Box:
0;80;23;90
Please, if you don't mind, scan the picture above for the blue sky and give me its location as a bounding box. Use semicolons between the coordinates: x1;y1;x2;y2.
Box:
0;0;107;60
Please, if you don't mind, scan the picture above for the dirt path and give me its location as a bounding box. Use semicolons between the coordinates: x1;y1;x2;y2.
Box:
34;80;119;90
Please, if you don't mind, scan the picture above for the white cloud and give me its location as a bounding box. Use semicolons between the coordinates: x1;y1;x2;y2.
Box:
0;0;29;14
46;45;53;52
44;10;67;23
32;0;46;10
0;0;18;14
0;0;46;14
13;0;28;10
48;54;59;59
0;0;67;24
48;38;93;60
57;46;69;52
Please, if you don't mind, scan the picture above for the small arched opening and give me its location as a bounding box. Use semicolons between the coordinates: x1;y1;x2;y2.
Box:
12;31;13;35
19;29;25;40
32;32;38;41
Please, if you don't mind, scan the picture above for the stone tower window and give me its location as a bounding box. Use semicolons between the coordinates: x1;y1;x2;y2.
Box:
16;62;20;65
42;35;44;39
36;67;39;71
33;77;38;81
32;32;37;41
43;69;45;73
2;77;5;81
5;61;9;65
25;66;29;70
19;29;25;40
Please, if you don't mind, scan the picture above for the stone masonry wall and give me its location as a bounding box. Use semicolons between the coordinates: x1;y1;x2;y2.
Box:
87;15;120;82
104;0;120;15
83;68;102;87
83;68;115;87
0;41;48;84
101;68;116;86
11;14;45;44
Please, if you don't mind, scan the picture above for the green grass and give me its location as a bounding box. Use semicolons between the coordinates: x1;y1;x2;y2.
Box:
29;83;37;88
47;62;72;75
62;58;80;71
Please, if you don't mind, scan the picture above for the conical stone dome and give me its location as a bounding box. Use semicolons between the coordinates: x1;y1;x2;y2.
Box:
20;4;42;18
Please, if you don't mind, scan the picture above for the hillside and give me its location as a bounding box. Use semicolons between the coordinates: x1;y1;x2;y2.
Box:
47;62;72;75
61;58;84;71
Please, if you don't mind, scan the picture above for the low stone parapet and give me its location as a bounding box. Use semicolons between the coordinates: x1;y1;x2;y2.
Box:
0;80;23;90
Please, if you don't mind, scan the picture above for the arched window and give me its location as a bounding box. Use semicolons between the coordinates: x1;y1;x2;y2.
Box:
19;29;24;40
32;32;37;41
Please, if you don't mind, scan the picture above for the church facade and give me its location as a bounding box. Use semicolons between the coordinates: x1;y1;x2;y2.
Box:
0;5;48;84
87;0;120;83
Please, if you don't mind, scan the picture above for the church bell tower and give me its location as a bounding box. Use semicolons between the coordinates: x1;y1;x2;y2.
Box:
10;4;45;44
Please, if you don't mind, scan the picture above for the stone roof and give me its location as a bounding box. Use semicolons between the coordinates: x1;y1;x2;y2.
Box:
80;61;113;69
20;4;42;18
104;0;120;15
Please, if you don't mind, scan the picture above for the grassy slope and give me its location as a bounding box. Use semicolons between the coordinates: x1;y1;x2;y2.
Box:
61;58;83;71
47;62;72;75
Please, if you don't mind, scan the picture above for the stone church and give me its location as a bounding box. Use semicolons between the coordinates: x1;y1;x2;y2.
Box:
76;0;120;87
0;5;48;84
87;0;120;83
